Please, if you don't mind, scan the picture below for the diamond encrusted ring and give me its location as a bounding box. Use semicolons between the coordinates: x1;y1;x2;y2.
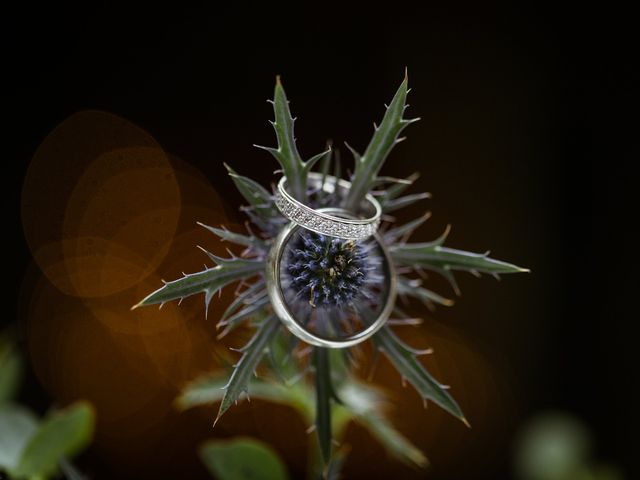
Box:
275;173;381;240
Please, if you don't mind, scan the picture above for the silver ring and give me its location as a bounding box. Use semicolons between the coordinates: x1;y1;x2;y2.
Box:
274;173;381;240
266;208;396;348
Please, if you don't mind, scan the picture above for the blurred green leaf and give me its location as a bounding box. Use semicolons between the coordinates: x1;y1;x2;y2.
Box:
267;330;302;384
0;403;39;472
397;276;454;309
0;335;24;404
199;437;289;480
13;401;95;478
328;348;351;391
514;412;595;480
515;411;625;480
338;382;428;469
176;372;313;422
179;364;430;471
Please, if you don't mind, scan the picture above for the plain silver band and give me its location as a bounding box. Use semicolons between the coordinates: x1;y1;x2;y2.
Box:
266;208;396;349
274;173;381;240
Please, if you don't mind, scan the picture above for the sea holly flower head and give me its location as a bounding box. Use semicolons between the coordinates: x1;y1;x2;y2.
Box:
286;231;376;308
135;71;528;472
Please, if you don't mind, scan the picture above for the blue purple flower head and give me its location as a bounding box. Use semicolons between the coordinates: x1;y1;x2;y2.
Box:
284;229;383;312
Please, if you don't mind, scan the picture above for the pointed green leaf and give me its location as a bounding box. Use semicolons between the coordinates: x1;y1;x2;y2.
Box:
382;192;431;213
13;402;95;478
373;327;467;424
0;404;39;472
345;72;419;211
220;282;266;322
255;77;330;202
304;147;332;177
224;164;279;219
378;172;420;201
217;295;270;337
317;146;344;207
200;438;289;480
371;175;415;188
332;148;342;182
383;212;431;244
397;276;454;308
318;142;332;186
270;76;305;200
135;257;264;308
197;222;266;249
391;232;529;276
215;316;281;425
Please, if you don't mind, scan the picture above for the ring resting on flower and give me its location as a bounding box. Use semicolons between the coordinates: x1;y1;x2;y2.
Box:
275;173;382;240
266;207;397;348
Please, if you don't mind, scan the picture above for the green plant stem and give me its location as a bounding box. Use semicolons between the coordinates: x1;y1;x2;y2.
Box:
313;347;332;464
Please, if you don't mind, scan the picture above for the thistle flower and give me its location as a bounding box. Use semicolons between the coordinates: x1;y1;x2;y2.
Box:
285;232;375;308
281;230;385;342
135;71;528;469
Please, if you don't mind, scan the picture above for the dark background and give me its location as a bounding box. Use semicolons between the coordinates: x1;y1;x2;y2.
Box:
5;2;636;479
